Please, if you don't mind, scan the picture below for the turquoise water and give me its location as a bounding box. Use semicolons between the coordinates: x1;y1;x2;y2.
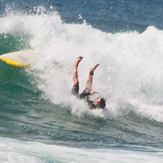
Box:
0;0;163;162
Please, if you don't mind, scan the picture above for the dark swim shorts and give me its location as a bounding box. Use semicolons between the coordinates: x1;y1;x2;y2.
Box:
72;84;79;95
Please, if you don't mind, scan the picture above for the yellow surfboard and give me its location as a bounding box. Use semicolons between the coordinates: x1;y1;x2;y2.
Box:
0;50;39;68
0;56;30;68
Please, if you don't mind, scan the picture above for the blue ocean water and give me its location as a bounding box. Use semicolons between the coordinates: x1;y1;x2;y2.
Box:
0;0;163;162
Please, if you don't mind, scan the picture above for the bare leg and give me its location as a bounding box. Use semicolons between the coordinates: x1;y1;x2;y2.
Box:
84;64;99;93
73;56;83;85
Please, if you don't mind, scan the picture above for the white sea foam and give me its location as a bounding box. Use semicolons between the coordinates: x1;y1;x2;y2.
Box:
0;137;162;163
0;10;163;122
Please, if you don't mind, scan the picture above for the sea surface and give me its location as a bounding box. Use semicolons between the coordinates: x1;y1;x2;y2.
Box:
0;0;163;162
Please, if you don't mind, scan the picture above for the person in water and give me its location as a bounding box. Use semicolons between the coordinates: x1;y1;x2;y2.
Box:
72;56;106;109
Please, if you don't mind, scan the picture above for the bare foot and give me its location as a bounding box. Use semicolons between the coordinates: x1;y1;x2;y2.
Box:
90;64;100;72
74;56;83;67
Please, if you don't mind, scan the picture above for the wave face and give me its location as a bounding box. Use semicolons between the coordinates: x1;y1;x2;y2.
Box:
0;1;163;162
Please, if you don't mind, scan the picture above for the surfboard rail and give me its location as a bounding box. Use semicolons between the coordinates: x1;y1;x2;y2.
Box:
0;50;39;68
0;56;30;68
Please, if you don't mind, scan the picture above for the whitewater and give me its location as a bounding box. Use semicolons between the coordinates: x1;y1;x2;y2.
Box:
0;5;163;163
1;11;162;121
0;137;162;163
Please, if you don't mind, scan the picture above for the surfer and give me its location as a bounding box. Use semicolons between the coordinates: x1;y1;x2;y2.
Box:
72;56;106;109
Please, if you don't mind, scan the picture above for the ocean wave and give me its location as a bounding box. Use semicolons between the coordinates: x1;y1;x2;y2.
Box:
0;11;163;122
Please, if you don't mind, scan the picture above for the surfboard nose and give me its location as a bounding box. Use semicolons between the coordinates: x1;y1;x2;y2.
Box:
0;50;39;68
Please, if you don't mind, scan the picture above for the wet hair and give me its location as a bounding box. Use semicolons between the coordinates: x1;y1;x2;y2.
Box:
96;98;106;109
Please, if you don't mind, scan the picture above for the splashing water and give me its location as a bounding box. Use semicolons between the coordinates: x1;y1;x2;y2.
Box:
0;10;163;122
